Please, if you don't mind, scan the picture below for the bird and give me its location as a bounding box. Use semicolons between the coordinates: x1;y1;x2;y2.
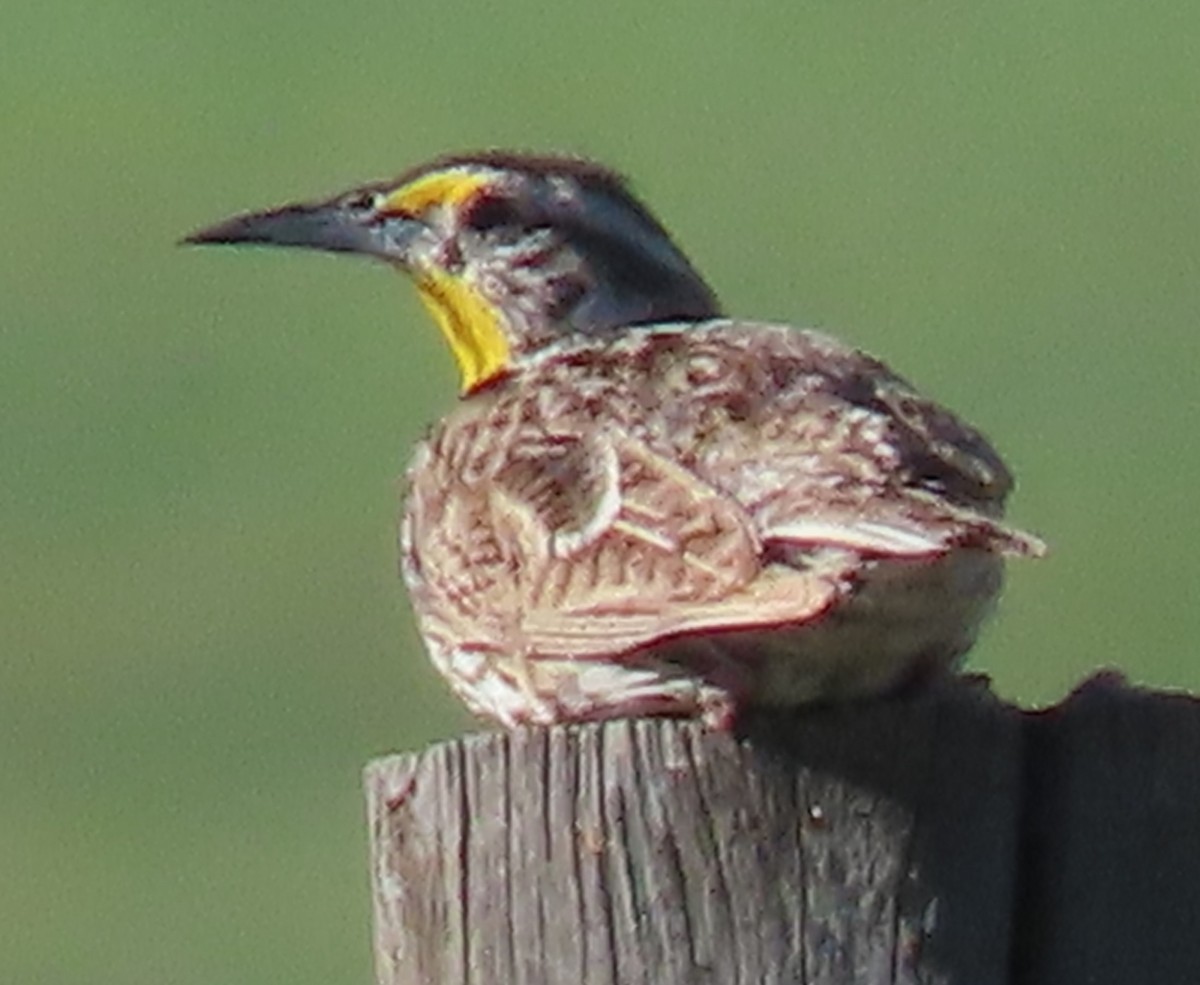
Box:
184;150;1045;729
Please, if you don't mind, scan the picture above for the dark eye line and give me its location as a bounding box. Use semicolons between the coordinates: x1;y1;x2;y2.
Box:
344;191;384;212
462;192;519;231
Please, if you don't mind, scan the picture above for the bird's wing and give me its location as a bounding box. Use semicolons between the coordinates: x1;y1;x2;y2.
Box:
694;325;1046;559
835;359;1015;507
404;428;850;661
758;497;1046;560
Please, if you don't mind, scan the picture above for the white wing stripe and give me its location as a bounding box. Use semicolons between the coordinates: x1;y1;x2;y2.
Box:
766;519;945;556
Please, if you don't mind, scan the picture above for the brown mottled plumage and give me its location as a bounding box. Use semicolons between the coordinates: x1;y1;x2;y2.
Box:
401;321;1041;726
186;152;1044;727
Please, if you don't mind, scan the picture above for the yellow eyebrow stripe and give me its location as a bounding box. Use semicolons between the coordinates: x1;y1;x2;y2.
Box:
381;169;490;215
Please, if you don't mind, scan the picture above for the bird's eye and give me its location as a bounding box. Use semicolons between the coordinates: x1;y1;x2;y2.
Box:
462;193;520;232
344;191;383;213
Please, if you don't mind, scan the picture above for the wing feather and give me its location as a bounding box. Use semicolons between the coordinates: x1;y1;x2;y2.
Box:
404;427;849;661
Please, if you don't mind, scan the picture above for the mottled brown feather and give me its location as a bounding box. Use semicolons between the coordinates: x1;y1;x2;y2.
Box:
401;319;1043;725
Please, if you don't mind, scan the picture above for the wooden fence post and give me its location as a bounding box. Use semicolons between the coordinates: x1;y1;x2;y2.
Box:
1013;678;1200;984
365;674;1200;984
364;679;1028;984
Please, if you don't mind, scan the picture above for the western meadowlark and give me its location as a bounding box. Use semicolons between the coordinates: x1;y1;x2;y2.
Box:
186;151;1044;728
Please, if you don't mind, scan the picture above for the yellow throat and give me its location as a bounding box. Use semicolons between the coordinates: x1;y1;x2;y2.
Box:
381;169;512;394
414;270;511;394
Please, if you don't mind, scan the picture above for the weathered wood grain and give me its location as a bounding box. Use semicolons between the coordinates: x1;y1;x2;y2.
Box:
366;678;1024;985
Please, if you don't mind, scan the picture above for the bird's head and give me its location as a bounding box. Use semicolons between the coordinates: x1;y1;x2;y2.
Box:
185;152;722;394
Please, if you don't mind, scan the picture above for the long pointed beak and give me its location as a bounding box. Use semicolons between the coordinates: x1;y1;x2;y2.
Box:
181;201;421;262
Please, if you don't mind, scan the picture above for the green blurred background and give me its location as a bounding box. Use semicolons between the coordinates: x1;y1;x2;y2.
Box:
4;0;1199;981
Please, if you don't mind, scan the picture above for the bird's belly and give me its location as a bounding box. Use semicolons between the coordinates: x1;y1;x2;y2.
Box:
730;548;1004;705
